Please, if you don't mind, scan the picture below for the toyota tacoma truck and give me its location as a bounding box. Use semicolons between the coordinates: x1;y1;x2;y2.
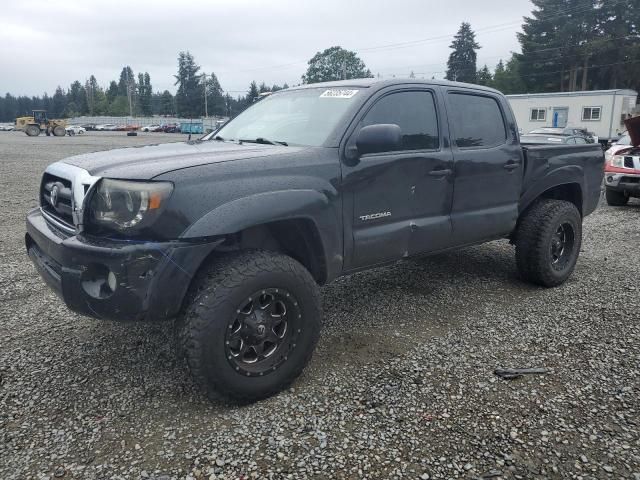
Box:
26;79;604;402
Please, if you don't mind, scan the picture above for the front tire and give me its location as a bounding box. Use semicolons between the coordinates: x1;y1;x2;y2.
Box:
25;125;40;136
179;250;322;403
515;199;582;287
53;125;66;137
605;188;629;206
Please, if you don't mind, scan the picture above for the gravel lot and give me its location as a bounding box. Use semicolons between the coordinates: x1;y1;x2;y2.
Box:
1;131;639;480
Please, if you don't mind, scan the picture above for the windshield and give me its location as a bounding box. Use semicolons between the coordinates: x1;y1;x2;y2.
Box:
617;134;631;145
204;87;361;147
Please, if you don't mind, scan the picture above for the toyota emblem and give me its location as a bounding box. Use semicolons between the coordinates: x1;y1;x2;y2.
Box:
50;185;59;207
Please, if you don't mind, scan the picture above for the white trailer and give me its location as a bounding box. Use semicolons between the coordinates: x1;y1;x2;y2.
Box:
507;89;637;143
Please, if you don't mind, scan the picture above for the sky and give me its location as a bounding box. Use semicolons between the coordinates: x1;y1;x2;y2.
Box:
1;0;535;97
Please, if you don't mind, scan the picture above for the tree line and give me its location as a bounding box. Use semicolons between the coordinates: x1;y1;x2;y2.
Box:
0;0;637;122
0;52;289;122
446;0;639;94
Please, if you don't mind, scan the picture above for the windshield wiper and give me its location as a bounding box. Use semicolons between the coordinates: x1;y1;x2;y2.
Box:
239;137;288;146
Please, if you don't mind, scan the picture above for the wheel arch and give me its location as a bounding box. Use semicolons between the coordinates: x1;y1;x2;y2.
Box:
520;167;585;217
183;190;341;285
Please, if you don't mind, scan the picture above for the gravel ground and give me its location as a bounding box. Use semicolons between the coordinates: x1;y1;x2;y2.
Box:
1;131;639;480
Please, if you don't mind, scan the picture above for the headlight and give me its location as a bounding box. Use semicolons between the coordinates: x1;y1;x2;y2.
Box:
87;179;173;233
608;155;625;168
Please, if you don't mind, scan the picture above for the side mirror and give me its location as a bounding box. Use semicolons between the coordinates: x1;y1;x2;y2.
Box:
356;124;402;156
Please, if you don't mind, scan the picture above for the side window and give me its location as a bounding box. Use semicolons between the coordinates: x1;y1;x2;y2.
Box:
362;91;439;151
574;137;587;144
566;138;576;144
448;93;507;148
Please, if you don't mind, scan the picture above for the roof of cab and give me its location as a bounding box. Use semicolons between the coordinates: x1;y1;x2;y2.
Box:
284;77;503;95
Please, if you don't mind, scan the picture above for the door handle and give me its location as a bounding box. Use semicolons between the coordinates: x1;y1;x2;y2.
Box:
504;162;520;171
428;168;452;177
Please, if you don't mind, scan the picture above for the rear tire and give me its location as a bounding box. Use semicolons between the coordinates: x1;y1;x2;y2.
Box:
515;199;582;287
179;250;322;403
25;125;40;136
605;188;629;206
53;126;66;137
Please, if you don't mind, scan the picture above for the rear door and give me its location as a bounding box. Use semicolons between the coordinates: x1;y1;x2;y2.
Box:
445;91;523;245
342;87;454;269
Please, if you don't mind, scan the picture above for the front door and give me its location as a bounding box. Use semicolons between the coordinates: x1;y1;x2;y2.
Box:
445;91;523;245
342;88;454;269
553;107;569;128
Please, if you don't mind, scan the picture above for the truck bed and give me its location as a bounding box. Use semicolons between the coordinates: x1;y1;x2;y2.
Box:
520;143;604;216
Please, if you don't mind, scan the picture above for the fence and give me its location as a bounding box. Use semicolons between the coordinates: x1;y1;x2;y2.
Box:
67;116;228;132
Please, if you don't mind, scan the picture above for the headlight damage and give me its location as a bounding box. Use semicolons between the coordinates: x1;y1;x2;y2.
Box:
88;179;173;233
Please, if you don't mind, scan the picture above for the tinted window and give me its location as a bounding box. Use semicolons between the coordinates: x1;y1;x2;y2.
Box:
362;91;439;150
448;93;507;148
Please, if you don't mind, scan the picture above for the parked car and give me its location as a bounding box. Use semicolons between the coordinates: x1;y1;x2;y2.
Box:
528;127;596;143
95;124;117;131
520;134;590;145
0;124;15;131
160;123;181;133
604;119;640;206
140;124;161;132
65;125;86;135
80;123;97;131
26;79;604;403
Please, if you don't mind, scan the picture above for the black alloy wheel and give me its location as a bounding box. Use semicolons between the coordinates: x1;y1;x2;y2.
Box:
225;288;301;377
549;222;575;271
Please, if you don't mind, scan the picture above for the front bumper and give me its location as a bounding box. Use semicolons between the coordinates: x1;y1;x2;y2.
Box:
604;171;640;196
26;208;222;321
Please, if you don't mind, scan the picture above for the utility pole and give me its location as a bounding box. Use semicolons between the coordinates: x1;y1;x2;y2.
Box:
125;68;133;118
201;73;208;118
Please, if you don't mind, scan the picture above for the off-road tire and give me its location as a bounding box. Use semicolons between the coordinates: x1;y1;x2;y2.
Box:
179;250;322;403
25;125;40;137
53;126;66;137
605;188;629;207
515;199;582;287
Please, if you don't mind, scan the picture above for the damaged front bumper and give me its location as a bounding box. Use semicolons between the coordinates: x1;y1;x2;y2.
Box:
26;207;222;321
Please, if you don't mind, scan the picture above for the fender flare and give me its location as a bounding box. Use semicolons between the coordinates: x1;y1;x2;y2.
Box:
183;189;332;238
519;165;585;214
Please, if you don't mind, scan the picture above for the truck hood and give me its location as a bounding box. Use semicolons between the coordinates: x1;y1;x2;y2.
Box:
624;117;640;147
62;140;304;179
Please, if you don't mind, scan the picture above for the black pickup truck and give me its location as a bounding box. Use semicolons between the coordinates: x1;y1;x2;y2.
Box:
26;79;604;402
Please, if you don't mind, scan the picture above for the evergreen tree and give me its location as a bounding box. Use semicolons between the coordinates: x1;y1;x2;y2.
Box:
446;22;480;83
246;81;260;107
492;56;526;94
205;72;225;116
67;80;87;115
476;65;493;86
302;46;373;83
160;90;175;115
137;72;153;115
517;0;609;92
51;86;67;117
174;51;202;117
106;81;119;104
118;66;135;96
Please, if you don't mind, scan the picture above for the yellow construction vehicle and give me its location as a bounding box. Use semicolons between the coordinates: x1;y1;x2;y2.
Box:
15;110;67;137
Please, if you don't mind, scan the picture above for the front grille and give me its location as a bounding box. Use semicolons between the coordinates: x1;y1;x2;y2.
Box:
41;172;75;229
624;156;634;169
621;176;640;184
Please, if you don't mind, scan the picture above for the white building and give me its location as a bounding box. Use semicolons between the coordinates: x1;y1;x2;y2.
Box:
506;89;637;142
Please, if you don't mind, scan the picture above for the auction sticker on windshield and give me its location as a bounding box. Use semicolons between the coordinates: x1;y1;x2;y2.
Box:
320;89;359;99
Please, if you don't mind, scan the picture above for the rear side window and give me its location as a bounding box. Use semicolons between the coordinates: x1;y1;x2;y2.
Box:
448;93;507;148
362;91;439;150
